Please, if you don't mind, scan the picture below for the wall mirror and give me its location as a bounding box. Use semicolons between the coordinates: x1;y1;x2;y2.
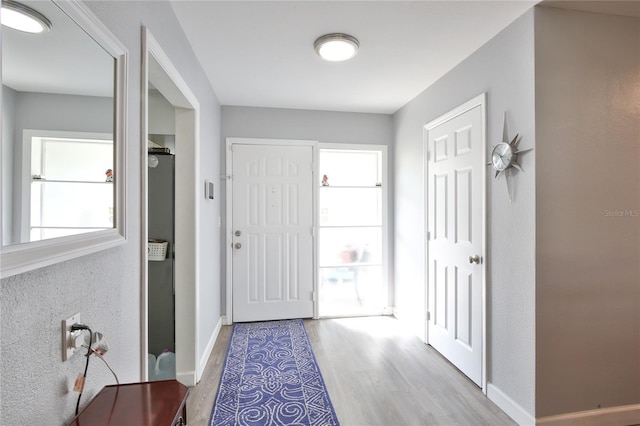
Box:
1;0;127;278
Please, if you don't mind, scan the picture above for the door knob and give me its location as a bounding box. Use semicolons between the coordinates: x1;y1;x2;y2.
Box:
234;230;241;237
235;242;242;249
468;255;480;264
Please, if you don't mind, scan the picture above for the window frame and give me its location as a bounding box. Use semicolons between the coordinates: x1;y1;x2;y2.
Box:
26;131;114;241
316;143;389;317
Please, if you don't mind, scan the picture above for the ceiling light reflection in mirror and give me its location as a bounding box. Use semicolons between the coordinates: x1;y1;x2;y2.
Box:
1;0;51;33
1;0;116;246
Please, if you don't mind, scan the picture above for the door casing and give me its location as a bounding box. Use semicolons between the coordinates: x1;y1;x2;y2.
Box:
141;28;201;386
423;93;487;393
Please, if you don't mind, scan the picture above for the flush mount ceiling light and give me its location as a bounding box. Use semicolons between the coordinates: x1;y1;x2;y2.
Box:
1;0;51;34
314;33;359;62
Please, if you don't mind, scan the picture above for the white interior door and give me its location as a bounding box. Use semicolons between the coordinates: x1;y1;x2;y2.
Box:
232;144;314;322
426;98;485;387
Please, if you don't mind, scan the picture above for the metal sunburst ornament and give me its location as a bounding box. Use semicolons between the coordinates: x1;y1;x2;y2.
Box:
489;112;533;202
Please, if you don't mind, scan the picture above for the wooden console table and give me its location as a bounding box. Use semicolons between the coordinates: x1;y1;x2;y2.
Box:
69;379;189;425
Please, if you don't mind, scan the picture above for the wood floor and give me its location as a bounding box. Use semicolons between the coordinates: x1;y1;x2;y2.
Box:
186;316;515;426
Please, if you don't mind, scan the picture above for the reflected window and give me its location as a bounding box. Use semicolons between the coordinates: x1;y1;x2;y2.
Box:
29;134;113;241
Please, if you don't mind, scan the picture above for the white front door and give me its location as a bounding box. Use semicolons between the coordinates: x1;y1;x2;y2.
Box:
425;96;485;387
232;144;314;322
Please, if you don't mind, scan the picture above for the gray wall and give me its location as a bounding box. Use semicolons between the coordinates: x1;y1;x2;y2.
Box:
535;7;640;417
1;86;17;244
393;9;536;417
148;89;176;136
14;92;113;133
222;106;393;145
221;105;394;315
0;2;222;424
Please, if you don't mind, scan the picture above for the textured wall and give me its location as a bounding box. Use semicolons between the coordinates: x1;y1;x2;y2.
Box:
1;248;136;424
393;10;536;417
0;2;222;424
535;7;640;417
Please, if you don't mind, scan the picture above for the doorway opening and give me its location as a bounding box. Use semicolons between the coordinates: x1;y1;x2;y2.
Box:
142;28;201;386
318;146;389;317
146;89;176;381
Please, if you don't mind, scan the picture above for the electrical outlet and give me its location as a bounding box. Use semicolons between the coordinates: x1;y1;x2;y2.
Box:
62;313;82;361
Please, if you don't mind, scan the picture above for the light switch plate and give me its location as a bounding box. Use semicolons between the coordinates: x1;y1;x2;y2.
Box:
62;313;82;361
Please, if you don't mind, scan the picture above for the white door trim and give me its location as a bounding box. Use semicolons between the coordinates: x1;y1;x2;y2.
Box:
141;27;201;386
225;137;318;325
423;93;487;393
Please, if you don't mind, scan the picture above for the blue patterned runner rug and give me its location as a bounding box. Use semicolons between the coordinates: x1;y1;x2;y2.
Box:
209;319;340;426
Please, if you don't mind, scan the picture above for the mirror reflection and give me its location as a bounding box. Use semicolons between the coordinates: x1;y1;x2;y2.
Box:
1;0;115;246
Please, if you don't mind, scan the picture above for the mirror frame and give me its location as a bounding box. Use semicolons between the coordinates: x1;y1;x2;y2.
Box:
0;0;128;278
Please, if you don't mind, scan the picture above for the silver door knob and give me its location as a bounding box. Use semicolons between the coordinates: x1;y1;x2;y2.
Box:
468;255;480;264
234;230;241;237
234;242;242;249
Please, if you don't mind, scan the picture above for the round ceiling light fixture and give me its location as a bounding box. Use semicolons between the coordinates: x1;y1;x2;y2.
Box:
1;0;51;34
314;33;359;62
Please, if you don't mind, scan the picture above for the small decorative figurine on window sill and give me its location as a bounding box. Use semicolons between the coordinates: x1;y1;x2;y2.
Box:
105;169;113;182
321;174;329;186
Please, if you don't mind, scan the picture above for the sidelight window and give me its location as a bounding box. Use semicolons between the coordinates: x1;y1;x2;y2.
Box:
318;147;388;317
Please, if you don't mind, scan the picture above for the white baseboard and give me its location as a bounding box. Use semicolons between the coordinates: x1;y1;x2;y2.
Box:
487;383;536;426
176;371;196;387
222;315;232;326
196;316;223;382
391;306;401;319
536;404;640;426
392;308;427;344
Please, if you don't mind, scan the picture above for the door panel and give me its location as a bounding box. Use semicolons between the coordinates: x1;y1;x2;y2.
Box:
427;103;484;387
232;144;314;322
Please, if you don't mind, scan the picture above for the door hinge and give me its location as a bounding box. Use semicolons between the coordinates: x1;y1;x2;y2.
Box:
312;291;317;302
311;227;316;237
426;311;431;321
426;231;430;241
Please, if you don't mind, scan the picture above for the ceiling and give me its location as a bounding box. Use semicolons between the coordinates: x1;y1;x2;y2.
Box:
171;1;539;114
5;1;638;114
3;0;113;97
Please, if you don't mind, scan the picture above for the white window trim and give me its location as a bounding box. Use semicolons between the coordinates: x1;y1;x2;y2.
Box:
21;129;113;242
317;143;390;317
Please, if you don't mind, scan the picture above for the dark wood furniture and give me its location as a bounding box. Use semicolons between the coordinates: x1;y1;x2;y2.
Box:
69;379;189;426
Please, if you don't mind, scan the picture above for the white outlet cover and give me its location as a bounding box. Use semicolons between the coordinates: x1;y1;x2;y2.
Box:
62;313;82;361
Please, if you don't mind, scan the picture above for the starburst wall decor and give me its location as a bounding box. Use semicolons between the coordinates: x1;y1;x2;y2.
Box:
488;112;533;202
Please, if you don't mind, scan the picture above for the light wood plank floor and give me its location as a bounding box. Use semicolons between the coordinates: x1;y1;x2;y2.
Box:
186;316;515;426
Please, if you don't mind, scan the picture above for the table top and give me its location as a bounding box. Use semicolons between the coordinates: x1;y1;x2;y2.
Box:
68;380;189;426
